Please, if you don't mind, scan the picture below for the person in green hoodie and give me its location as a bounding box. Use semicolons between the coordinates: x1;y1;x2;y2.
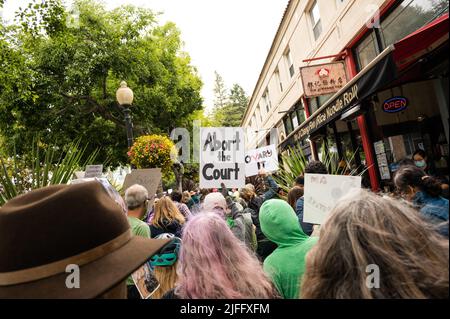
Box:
259;199;318;299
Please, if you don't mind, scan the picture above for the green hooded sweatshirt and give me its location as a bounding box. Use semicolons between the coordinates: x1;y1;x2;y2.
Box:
260;199;318;299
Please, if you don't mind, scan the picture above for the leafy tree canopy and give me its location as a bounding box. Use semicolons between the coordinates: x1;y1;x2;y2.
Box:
0;0;203;167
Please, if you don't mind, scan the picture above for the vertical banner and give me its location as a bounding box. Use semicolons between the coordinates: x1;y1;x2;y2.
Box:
200;127;246;188
303;174;361;225
245;145;279;177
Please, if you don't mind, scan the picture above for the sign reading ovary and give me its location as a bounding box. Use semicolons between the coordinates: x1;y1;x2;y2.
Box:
245;145;279;177
303;174;361;225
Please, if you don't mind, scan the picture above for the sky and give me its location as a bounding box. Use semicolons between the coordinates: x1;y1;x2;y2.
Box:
1;0;289;112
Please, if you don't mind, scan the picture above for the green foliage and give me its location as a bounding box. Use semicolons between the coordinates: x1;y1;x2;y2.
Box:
0;0;203;167
0;139;99;205
210;72;248;127
274;144;365;196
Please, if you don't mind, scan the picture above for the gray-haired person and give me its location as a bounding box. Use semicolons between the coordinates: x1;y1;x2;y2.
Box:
124;184;151;298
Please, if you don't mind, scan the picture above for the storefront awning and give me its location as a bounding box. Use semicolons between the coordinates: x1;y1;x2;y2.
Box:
279;13;449;150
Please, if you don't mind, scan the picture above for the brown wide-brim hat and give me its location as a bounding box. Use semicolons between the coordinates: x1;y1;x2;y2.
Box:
0;181;170;299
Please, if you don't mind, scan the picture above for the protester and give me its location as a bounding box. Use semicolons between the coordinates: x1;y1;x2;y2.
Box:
163;213;278;299
288;186;304;210
170;190;192;219
240;185;277;260
259;199;318;299
0;181;168;299
294;175;305;189
301;190;449;299
295;161;328;236
150;234;181;299
182;191;194;209
394;165;449;237
202;190;254;251
413;149;449;198
150;196;185;238
124;184;154;298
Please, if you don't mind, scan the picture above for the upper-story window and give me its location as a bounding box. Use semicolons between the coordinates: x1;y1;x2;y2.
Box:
275;69;283;93
310;0;323;40
262;89;272;113
284;48;295;79
354;0;448;72
256;104;262;124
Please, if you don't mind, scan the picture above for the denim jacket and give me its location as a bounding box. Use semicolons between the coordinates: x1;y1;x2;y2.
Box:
414;191;449;223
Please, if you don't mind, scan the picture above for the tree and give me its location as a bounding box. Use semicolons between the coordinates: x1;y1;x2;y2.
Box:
213;71;227;109
210;82;248;127
219;84;248;127
0;0;203;167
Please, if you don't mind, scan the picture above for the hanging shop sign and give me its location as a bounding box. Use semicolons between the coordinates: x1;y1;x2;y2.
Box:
300;61;348;98
200;127;246;188
382;96;408;113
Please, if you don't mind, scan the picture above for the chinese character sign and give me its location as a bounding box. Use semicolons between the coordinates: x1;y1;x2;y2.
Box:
300;61;348;98
200;128;246;188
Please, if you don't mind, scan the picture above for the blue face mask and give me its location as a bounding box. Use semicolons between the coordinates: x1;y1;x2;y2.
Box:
415;160;427;169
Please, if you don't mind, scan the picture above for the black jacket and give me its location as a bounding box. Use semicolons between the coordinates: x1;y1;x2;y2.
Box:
150;219;183;238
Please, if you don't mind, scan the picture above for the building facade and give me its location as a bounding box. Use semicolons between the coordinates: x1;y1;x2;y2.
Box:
242;0;449;191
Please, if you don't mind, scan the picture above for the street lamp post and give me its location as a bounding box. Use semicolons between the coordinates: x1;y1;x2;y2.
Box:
116;81;134;149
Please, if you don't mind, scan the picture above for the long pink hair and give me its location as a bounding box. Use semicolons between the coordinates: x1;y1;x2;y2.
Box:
175;212;277;299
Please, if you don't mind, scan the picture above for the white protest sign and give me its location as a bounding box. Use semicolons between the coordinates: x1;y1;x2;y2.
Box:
200;127;245;188
84;165;103;178
123;168;162;208
303;174;362;225
245;145;279;177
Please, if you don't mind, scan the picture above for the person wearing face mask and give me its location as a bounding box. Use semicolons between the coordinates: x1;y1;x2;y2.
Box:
394;165;448;238
413;150;449;198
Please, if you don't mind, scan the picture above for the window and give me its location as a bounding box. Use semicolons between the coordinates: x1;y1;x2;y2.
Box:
354;32;379;71
292;112;299;128
284;116;294;135
275;69;283;92
284;48;295;78
310;1;322;40
256;104;263;125
380;0;449;48
307;94;333;115
263;90;272;113
354;0;449;72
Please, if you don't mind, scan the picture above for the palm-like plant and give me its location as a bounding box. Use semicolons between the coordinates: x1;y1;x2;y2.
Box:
274;144;366;195
0;139;100;205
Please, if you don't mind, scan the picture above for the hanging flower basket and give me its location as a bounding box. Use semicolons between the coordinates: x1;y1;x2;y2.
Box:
128;135;177;171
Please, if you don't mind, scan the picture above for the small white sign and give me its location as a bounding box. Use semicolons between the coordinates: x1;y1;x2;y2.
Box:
84;165;103;178
199;127;246;188
245;145;279;177
303;174;362;225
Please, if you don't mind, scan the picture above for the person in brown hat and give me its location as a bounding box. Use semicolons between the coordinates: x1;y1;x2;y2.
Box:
0;181;170;299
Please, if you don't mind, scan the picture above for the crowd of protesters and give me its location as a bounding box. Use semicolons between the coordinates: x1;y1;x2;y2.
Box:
0;149;448;299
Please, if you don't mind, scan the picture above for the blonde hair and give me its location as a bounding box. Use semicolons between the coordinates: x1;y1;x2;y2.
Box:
152;263;178;299
182;191;191;204
151;196;185;228
301;190;449;299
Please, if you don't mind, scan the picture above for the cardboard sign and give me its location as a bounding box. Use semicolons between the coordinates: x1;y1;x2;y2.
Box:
131;263;160;299
84;165;103;178
245;145;279;177
303;174;362;225
200;127;245;188
123;169;162;209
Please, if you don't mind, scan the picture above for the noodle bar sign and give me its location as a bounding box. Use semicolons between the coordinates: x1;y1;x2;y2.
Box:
298;84;359;139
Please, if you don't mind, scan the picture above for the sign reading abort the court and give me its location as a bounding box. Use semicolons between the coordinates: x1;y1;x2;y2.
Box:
200;128;245;188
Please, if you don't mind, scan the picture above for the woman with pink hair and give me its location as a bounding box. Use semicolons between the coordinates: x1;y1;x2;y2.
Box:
163;212;278;299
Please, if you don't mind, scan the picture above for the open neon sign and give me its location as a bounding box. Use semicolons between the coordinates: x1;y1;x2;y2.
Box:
383;97;408;113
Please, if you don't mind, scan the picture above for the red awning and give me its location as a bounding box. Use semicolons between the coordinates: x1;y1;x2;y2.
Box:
394;13;449;70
